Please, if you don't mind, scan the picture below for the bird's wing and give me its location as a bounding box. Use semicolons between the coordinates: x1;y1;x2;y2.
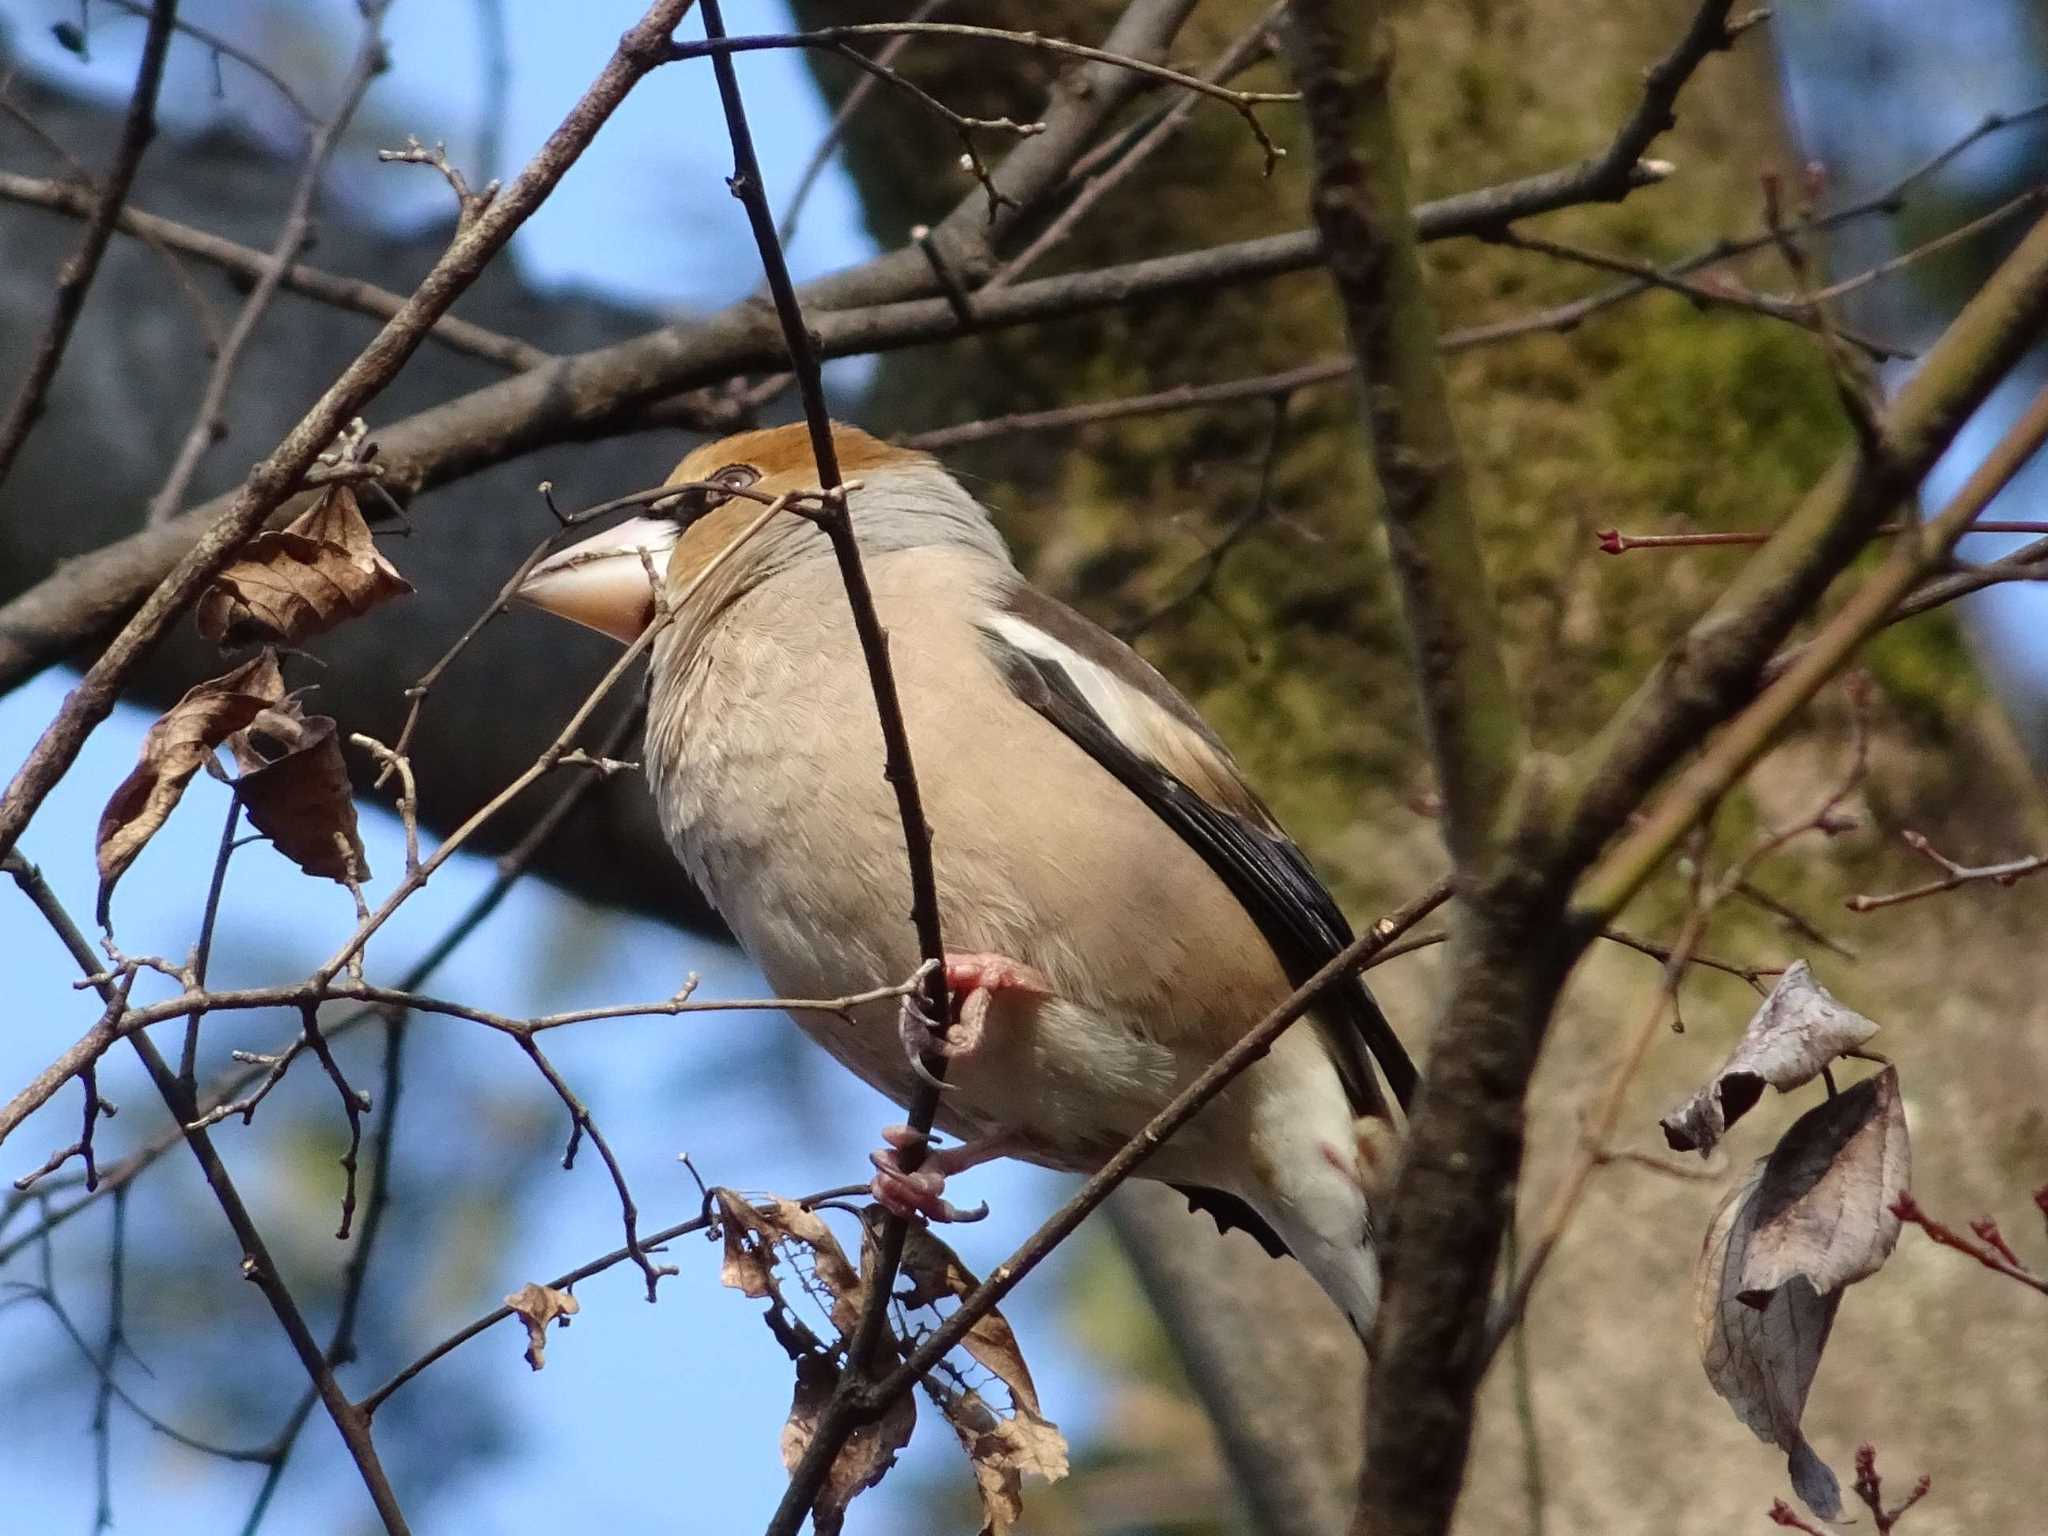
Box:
978;580;1416;1121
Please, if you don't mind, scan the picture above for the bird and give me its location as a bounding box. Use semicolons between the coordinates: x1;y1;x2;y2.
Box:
516;422;1415;1340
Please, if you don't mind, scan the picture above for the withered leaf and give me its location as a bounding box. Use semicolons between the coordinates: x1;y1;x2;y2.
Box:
714;1189;778;1300
1696;1162;1843;1518
196;482;412;647
879;1216;1069;1532
95;651;285;924
1694;1072;1911;1522
229;699;368;884
780;1354;916;1536
504;1281;579;1371
1663;961;1880;1155
712;1190;865;1336
1740;1067;1909;1305
711;1190;908;1534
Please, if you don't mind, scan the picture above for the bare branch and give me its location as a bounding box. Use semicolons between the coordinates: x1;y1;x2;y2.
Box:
0;0;704;865
144;6;392;526
1573;334;2048;928
667;18;1292;172
92;0;320;124
6;840;412;1534
1282;0;1524;874
1844;830;2047;912
0;173;555;370
0;0;180;491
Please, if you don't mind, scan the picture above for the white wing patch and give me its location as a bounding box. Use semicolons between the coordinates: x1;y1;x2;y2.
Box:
984;612;1156;754
983;610;1270;828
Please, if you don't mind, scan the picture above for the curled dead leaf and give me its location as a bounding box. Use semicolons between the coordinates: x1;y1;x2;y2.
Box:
503;1281;579;1371
1663;961;1880;1155
878;1215;1069;1534
712;1190;910;1534
230;699;368;884
95;651;285;925
1697;1163;1843;1518
780;1354;916;1536
196;482;412;647
1694;1068;1910;1520
1740;1067;1909;1304
712;1190;864;1337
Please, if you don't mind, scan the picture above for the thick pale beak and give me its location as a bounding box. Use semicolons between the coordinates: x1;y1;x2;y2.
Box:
516;515;679;643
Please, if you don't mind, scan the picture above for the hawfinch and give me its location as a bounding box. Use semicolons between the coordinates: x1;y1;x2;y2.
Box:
517;423;1414;1339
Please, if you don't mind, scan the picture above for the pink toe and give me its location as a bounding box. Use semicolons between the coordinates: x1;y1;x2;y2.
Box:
944;951;1053;999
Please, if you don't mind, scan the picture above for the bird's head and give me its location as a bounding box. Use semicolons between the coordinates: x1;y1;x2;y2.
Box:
516;421;1005;643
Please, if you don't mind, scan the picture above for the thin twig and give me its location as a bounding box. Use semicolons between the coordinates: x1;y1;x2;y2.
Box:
7;845;413;1533
0;93;225;355
989;3;1284;287
777;0;948;246
180;793;243;1090
699;10;961;1526
92;0;319;124
0;173;555;371
145;11;394;525
358;1181;869;1417
1892;1190;2048;1296
0;0;180;492
0;0;702;866
1846;829;2048;912
668;20;1295;174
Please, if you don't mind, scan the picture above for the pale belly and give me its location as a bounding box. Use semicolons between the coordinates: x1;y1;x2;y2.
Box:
642;569;1259;1182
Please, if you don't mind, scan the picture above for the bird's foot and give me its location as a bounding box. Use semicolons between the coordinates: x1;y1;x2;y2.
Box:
897;950;1053;1086
868;1125;1011;1223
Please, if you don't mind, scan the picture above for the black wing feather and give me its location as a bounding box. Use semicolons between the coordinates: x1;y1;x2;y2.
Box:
984;629;1417;1118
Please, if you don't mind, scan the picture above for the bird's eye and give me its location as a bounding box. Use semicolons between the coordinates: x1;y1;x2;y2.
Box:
657;464;761;526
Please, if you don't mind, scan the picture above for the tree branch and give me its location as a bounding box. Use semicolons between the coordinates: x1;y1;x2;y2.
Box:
0;145;1688;700
5;850;412;1534
1566;207;2048;924
0;173;554;370
143;4;391;526
1279;0;1523;872
0;0;702;864
0;0;180;491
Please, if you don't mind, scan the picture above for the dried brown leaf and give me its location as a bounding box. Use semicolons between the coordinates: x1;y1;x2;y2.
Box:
712;1190;866;1336
713;1189;779;1300
1741;1067;1909;1304
229;700;367;884
1697;1162;1843;1518
879;1216;1068;1531
94;651;285;924
896;1224;1049;1420
196;482;412;647
780;1354;916;1536
503;1281;579;1371
1663;961;1880;1154
1694;1069;1909;1520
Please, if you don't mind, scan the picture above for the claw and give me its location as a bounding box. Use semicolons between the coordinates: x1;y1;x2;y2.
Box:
898;995;952;1089
869;1143;990;1223
897;950;1053;1083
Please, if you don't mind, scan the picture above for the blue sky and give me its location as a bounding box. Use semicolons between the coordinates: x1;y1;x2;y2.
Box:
2;4;1094;1532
